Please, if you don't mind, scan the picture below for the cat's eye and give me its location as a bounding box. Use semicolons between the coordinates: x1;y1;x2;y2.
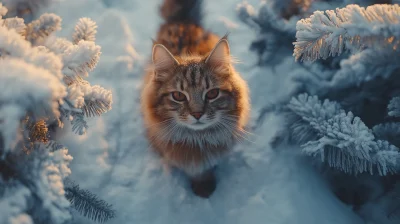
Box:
171;91;187;102
206;89;219;100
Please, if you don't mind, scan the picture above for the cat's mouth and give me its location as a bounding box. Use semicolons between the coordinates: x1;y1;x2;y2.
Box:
183;120;213;131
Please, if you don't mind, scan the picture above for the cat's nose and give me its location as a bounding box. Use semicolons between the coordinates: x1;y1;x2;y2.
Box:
191;112;203;120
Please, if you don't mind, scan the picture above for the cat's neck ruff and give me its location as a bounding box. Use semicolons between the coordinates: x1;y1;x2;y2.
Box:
158;125;236;149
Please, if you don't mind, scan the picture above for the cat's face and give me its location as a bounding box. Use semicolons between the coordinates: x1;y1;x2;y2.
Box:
150;39;245;132
156;62;236;131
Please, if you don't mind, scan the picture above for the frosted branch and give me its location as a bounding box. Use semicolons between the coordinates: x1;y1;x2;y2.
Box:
61;40;101;79
0;5;114;223
302;111;400;175
294;4;400;61
66;81;112;117
72;18;97;44
0;26;63;79
0;58;66;119
289;94;400;175
81;84;112;117
285;93;342;144
288;93;342;124
25;13;61;45
45;37;74;55
16;144;72;223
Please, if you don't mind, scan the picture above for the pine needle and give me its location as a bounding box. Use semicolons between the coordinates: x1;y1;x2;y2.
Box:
82;100;111;117
65;183;116;223
71;112;88;135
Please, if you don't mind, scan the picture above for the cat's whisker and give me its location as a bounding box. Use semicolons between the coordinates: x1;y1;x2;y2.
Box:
144;118;174;128
150;122;176;143
217;120;241;141
221;117;255;136
161;122;179;141
215;122;231;140
219;119;255;144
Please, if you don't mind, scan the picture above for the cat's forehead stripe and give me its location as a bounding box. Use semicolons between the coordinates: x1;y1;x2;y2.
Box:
183;67;190;84
190;67;196;87
176;63;213;90
179;79;184;90
196;66;203;87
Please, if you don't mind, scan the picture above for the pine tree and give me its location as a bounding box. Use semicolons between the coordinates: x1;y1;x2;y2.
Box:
274;3;400;220
0;4;115;223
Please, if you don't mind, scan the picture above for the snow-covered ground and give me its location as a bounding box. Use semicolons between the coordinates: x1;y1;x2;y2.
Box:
46;0;363;223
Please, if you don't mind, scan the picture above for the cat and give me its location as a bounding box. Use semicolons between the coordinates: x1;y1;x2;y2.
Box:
140;0;250;198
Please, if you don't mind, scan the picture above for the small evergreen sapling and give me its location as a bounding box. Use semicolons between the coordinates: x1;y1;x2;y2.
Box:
0;4;114;223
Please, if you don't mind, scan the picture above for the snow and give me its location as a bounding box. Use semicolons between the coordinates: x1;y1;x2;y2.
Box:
45;0;363;223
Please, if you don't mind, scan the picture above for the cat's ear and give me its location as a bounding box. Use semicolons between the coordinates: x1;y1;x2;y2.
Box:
205;37;231;72
152;44;179;80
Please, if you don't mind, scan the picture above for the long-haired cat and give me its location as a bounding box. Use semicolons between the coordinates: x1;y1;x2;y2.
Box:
141;0;250;198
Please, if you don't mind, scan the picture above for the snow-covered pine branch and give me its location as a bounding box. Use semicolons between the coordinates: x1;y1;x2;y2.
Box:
0;35;66;154
285;93;341;144
0;5;114;223
67;81;112;117
24;13;62;45
64;80;111;134
59;40;101;80
45;18;101;82
0;143;73;224
294;4;400;61
287;94;400;175
72;17;97;44
41;16;109;132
